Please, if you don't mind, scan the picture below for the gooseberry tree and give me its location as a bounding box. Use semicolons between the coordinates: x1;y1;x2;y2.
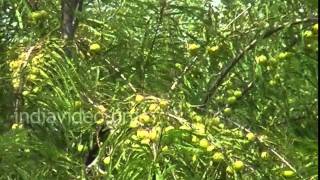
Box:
0;0;318;179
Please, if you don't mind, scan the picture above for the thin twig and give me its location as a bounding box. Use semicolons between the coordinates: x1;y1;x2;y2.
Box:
14;46;36;122
269;148;296;172
141;1;167;88
104;58;137;93
170;56;198;91
223;3;252;30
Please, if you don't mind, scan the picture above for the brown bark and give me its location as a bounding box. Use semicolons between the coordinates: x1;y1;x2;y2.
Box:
61;0;83;40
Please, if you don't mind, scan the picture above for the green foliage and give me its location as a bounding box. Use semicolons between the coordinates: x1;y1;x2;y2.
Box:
0;0;318;179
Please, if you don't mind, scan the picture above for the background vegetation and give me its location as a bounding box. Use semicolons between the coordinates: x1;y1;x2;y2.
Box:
0;0;318;179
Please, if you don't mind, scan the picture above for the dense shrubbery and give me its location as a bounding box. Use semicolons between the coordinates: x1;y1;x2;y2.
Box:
0;0;318;179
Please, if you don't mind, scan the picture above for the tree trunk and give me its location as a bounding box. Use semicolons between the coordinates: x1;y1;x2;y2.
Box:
61;0;83;40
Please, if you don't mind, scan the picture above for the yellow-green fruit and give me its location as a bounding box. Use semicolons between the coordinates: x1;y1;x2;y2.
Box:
39;10;48;17
159;99;169;108
246;132;256;141
207;45;219;54
212;152;224;162
24;149;30;153
303;30;313;38
199;139;209;148
259;135;268;142
129;120;140;128
193;115;202;122
223;108;232;115
192;154;197;162
32;87;40;93
234;130;243;137
11;123;19;130
232;160;244;171
306;43;312;49
77;144;84;152
312;23;318;33
216;96;223;103
30;12;41;19
137;129;149;139
141;138;150;145
30;67;40;74
233;90;242;98
89;43;101;53
74;101;82;109
187;44;200;51
148;128;158;140
269;57;278;65
269;79;277;86
277;52;289;60
193;123;205;135
210;117;220;126
282;170;295;177
27;74;37;81
22;91;30;96
175;63;182;69
207;145;215;152
96;105;107;113
261;151;269;160
227;96;237;104
226;89;234;95
192;135;199;143
226;166;234;174
218;123;224;129
77;144;87;152
162;146;169;152
187;43;200;55
30;10;48;20
149;103;160;112
189;111;197;117
103;156;111;165
96;119;104;125
255;55;268;65
138;114;151;123
135;94;144;103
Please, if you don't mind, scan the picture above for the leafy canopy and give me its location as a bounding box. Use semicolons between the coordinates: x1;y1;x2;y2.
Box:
0;0;318;179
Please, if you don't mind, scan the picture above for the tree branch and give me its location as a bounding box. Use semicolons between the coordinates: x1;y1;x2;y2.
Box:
200;17;318;108
14;46;36;123
61;0;83;40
